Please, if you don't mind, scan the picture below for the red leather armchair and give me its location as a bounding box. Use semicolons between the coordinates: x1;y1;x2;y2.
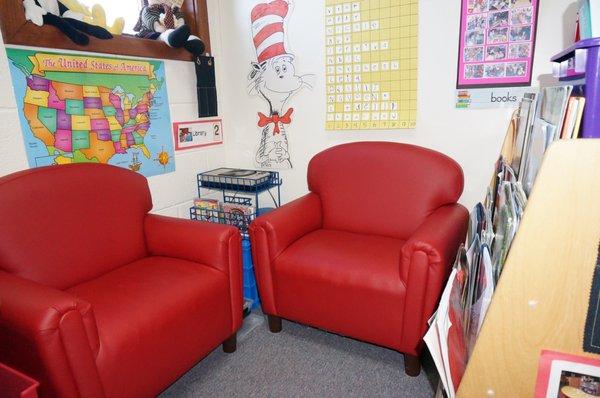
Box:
0;164;243;398
249;142;468;376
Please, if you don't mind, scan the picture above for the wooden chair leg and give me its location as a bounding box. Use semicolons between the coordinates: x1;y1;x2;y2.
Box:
404;353;421;377
267;315;282;333
222;333;237;353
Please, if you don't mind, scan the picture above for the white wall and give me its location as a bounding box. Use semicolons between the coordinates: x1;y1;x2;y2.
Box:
216;0;575;210
0;0;578;215
0;0;228;217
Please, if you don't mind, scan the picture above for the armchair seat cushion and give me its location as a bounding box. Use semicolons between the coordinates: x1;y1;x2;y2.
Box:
273;229;407;350
67;256;232;398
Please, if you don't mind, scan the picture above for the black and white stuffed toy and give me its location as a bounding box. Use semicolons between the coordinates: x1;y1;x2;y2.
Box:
133;0;205;55
23;0;113;45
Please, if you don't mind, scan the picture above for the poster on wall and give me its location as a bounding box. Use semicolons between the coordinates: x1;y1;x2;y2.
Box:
247;0;315;170
456;0;539;89
455;86;536;109
325;0;418;131
5;48;175;177
173;118;223;150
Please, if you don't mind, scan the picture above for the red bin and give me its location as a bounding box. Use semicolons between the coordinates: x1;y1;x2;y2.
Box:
0;363;39;398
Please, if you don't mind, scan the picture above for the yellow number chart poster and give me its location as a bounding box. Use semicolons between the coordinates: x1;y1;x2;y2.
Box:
325;0;418;130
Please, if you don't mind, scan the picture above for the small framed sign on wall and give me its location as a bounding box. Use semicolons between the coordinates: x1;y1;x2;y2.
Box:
173;118;223;151
456;0;540;88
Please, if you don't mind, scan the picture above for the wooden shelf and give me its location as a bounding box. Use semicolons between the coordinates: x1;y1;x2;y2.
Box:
0;0;211;61
457;140;600;397
8;25;194;61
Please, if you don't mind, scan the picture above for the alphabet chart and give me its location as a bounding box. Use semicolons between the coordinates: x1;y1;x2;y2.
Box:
325;0;418;130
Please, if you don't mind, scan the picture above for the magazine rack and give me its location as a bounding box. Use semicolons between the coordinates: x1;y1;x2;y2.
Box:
551;37;600;138
457;140;600;397
189;169;283;311
190;169;282;236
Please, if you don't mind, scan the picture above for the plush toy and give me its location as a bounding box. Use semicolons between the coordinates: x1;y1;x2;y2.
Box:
59;0;125;35
23;0;113;45
134;0;205;55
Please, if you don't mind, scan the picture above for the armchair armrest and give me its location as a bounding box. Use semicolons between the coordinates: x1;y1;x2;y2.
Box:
145;214;241;276
399;204;469;354
0;271;104;397
144;214;243;330
249;193;322;315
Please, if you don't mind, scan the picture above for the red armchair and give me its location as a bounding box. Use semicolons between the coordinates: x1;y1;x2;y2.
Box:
0;164;243;398
249;142;468;376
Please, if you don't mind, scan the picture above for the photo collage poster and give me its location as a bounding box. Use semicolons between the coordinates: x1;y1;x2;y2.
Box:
457;0;539;88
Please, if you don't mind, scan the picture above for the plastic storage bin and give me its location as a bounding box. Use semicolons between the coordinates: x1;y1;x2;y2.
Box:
242;238;260;309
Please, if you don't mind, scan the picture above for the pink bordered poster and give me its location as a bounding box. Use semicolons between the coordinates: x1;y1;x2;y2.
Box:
457;0;539;88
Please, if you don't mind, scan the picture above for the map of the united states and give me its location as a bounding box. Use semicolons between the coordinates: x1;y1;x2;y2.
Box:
6;49;175;177
23;75;155;165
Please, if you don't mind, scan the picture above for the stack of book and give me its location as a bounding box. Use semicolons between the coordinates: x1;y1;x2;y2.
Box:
193;198;255;232
515;86;585;195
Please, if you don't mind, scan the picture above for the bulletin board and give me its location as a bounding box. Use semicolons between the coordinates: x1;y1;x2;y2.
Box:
325;0;418;130
456;0;539;88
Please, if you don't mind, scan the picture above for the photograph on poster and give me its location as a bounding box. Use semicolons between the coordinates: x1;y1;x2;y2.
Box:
489;0;510;11
484;63;506;77
457;0;539;88
488;27;509;43
467;14;487;30
488;11;509;28
506;62;527;76
465;47;485;62
486;45;507;60
509;43;531;58
510;25;532;41
465;64;485;78
511;7;533;24
468;0;488;13
466;30;486;46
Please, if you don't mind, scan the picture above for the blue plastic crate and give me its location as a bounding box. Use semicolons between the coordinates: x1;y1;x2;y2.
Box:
242;238;260;309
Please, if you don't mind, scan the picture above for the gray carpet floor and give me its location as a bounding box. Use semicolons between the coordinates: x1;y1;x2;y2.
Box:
159;313;438;397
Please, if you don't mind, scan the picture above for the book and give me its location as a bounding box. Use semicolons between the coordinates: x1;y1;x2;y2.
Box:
194;198;220;223
221;203;255;231
572;97;586;139
221;203;255;217
512;93;537;177
194;198;219;209
540;86;573;142
579;0;600;39
560;97;581;139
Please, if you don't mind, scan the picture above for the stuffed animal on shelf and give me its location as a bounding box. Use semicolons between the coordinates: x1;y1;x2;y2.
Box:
134;0;205;55
22;0;113;45
59;0;125;35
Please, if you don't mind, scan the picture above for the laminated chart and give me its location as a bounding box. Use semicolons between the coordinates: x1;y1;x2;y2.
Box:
325;0;418;130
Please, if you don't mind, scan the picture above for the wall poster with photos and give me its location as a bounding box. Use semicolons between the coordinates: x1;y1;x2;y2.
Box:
457;0;539;88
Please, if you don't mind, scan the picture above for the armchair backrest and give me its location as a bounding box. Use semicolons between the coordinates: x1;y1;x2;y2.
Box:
0;164;152;289
307;142;464;240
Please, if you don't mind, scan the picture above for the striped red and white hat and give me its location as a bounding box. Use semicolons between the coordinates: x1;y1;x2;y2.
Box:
251;0;290;63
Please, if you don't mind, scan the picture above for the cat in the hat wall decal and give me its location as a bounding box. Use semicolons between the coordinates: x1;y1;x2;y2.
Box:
247;0;314;169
